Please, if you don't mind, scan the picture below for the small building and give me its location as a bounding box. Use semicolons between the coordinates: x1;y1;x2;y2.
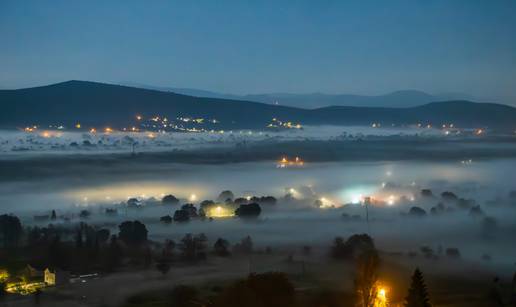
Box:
24;264;43;279
44;268;70;286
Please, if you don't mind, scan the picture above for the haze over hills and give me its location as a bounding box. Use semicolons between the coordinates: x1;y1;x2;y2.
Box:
1;80;515;131
120;82;474;108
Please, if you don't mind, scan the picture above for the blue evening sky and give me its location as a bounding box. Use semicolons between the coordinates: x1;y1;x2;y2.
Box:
1;0;515;102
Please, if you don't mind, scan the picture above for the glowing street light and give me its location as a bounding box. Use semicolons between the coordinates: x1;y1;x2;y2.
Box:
374;285;388;307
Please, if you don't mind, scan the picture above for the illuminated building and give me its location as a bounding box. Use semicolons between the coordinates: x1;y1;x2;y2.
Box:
207;205;234;218
44;268;70;286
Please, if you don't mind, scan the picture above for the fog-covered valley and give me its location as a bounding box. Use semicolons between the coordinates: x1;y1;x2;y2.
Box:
2;129;516;277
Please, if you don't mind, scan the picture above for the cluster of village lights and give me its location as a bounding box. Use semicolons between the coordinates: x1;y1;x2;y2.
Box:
277;156;305;168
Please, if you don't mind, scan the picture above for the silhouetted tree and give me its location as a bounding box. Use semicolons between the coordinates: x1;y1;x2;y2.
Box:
254;196;277;205
96;229;110;245
156;261;171;276
217;190;234;202
118;220;148;246
354;250;380;307
234;197;249;205
0;214;22;248
405;268;431;307
469;205;484;217
160;215;173;223
127;198;141;208
75;228;83;248
179;233;207;261
200;200;216;211
173;209;190;222
79;209;91;219
233;236;253;254
332;234;375;259
408;207;427;217
161;239;176;260
441;191;458;202
162;194;179;205
420;189;433;197
105;235;122;271
445;247;461;258
235;203;261;218
181;204;198;217
214;238;230;256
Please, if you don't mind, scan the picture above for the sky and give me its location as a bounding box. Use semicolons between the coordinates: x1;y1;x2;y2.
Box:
1;0;515;103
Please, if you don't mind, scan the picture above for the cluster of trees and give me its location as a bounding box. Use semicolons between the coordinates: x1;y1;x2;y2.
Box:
331;234;375;260
1;212;263;281
127;262;436;307
158;191;273;223
0;214;22;248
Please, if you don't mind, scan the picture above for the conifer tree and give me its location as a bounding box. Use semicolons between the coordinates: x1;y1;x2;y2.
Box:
405;268;431;307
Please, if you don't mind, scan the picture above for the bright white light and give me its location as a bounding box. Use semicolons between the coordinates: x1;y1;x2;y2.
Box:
387;195;395;206
351;194;363;204
189;194;197;202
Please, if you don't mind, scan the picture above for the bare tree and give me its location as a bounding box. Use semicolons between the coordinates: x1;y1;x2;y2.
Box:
354;250;380;307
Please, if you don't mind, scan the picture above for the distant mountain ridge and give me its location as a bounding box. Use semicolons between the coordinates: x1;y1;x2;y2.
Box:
120;82;472;108
1;80;515;131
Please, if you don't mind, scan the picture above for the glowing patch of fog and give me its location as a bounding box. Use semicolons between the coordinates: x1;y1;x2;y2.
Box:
1;159;510;212
2;158;516;271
